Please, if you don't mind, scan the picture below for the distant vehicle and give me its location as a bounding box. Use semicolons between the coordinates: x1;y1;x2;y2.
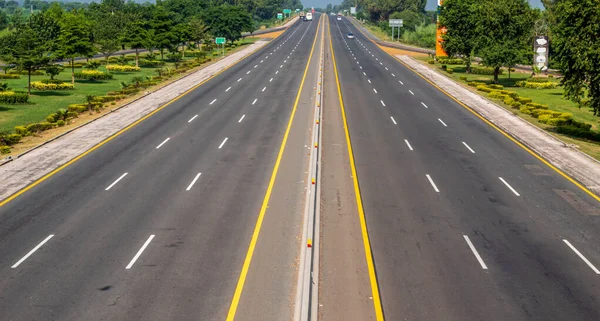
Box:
299;11;305;20
337;16;341;21
347;33;354;39
306;12;313;21
338;12;342;16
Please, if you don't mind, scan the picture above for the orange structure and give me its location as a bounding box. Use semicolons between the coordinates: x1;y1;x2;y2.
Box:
436;0;448;57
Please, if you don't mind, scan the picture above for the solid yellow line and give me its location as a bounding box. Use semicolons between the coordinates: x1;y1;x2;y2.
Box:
225;15;322;321
327;15;385;320
0;28;293;209
351;19;600;203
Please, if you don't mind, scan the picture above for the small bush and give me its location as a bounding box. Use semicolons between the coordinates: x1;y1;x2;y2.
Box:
520;106;532;115
56;120;65;127
556;125;600;141
517;80;557;89
441;64;447;70
548;74;554;78
30;81;75;90
166;53;183;62
476;85;493;93
46;113;58;123
538;114;552;124
9;70;44;75
74;70;113;80
4;133;22;145
510;101;522;109
66;111;78;118
140;60;165;67
488;91;507;99
40;79;65;84
560;112;573;121
84;61;102;70
518;97;533;104
437;58;464;65
571;120;593;130
459;76;467;81
468;81;486;87
67;104;88;113
0;91;29;104
0;145;10;154
106;65;141;72
446;68;454;74
471;66;503;75
503;97;515;106
427;60;435;64
525;77;555;83
526;102;549;110
14;126;29;136
0;74;20;79
26;122;53;133
488;84;504;90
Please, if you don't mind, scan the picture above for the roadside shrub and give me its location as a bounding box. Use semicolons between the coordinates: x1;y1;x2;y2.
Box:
526;102;549;110
468;81;486;87
517;97;533;104
0;74;20;79
471;66;503;75
121;88;140;95
525;77;556;83
520;106;532;115
427;60;435;64
517;80;557;89
548;74;554;78
0;91;29;104
46;113;58;123
56;120;65;127
476;85;493;93
14;126;29;136
66;111;78;118
556;125;600;141
441;64;447;70
84;61;102;70
510;101;522;109
488;84;504;90
560;112;573;121
30;81;75;90
4;133;22;145
488;91;507;100
9;70;44;75
446;68;454;74
67;104;88;113
538;114;552;124
26;122;54;133
459;76;467;81
106;65;141;72
74;70;113;80
503;97;515;106
437;58;465;65
40;79;65;84
501;90;519;99
571;120;593;130
140;60;165;67
0;145;10;154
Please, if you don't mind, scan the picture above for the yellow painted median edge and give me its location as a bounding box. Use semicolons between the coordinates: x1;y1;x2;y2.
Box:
327;15;385;321
225;15;322;321
352;18;600;203
0;24;296;209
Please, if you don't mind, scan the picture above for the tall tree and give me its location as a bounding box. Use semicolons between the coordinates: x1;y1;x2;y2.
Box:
551;0;600;115
0;9;8;30
57;11;95;84
439;0;478;72
92;11;126;63
0;16;52;94
202;5;252;43
150;6;178;59
120;20;149;67
473;0;535;83
188;16;209;49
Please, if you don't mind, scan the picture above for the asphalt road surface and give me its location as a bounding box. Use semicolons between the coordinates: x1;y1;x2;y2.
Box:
0;14;321;321
327;15;600;321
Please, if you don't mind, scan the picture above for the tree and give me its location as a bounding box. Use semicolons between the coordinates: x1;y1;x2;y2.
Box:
45;64;63;80
57;11;95;84
150;6;178;60
120;20;149;66
390;10;423;32
439;0;478;72
92;11;126;63
202;5;253;44
473;0;535;83
0;9;8;30
188;16;209;49
551;0;600;115
0;20;51;94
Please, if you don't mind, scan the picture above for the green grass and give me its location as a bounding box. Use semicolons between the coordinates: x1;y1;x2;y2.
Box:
0;39;258;134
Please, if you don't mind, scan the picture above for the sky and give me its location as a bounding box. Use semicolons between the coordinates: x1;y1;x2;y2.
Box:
306;0;544;10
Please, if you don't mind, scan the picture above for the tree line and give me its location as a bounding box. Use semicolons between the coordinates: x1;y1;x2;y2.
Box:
0;0;304;94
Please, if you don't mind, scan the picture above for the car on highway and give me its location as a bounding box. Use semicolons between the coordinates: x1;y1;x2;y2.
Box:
306;12;313;21
347;33;354;39
337;16;341;20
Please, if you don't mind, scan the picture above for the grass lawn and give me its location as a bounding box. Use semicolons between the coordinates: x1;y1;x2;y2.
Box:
419;59;600;160
0;38;258;135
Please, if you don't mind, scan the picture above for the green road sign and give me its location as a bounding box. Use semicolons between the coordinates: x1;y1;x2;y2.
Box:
277;13;283;19
283;9;291;13
295;8;300;12
215;37;226;44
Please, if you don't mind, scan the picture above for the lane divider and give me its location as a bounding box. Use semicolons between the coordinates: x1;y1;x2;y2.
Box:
295;14;325;321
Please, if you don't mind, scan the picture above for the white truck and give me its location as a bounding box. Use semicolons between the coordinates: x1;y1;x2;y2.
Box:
305;12;313;21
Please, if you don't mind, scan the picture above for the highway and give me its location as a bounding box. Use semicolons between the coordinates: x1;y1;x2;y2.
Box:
324;15;600;320
0;14;322;321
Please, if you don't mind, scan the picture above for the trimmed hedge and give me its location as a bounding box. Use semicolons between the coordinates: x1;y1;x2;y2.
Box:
8;70;44;75
0;74;20;79
0;91;29;104
488;91;507;100
476;85;493;93
106;65;141;72
30;81;75;90
140;60;165;67
437;58;465;65
459;76;467;81
427;60;435;64
517;81;557;89
488;84;504;90
468;81;486;87
0;146;10;154
74;70;113;80
3;133;22;145
446;68;454;74
471;66;503;75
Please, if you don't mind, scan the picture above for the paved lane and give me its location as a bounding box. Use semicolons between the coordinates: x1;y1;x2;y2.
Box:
327;15;600;321
0;15;320;321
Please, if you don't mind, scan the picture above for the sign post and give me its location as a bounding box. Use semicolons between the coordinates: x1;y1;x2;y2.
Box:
283;9;291;18
388;19;403;41
350;6;356;15
277;12;283;20
534;36;549;72
215;37;226;57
